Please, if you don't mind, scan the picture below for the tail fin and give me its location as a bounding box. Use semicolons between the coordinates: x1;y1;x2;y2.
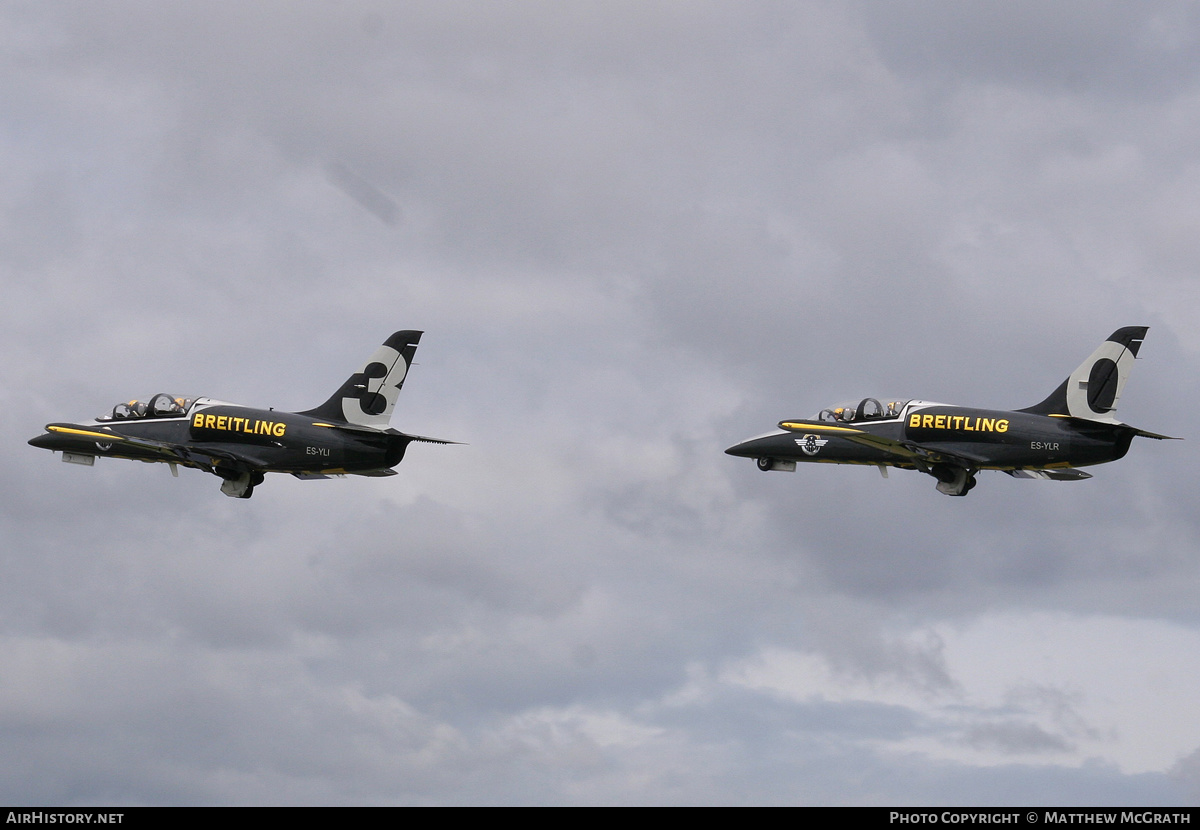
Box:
1019;326;1148;423
300;331;422;428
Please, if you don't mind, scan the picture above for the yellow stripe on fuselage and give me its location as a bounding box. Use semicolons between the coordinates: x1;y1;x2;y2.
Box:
47;426;123;441
779;423;862;433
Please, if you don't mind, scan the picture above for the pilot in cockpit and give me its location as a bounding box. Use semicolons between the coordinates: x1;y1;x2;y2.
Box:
105;395;193;421
150;394;186;417
110;400;146;420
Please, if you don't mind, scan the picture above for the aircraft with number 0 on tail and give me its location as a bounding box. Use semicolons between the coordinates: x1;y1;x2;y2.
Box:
725;327;1177;496
29;330;456;498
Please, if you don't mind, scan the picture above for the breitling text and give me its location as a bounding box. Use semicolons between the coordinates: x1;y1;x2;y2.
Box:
908;414;1009;433
192;413;286;438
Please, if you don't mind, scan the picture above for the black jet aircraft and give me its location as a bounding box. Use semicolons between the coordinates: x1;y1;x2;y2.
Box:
726;326;1176;496
29;330;454;498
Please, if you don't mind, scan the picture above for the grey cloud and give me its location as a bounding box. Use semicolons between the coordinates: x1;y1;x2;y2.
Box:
324;162;401;227
2;0;1198;806
964;721;1073;754
864;1;1200;99
1170;746;1200;806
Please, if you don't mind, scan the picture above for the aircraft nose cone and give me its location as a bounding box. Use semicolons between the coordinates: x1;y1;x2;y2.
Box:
725;441;752;457
726;431;798;459
28;433;56;450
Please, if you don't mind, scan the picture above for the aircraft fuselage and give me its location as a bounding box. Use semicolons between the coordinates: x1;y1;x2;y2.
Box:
726;402;1133;473
726;327;1174;496
29;399;411;477
29;330;445;498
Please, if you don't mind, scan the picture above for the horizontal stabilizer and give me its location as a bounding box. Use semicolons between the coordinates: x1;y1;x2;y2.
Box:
400;432;464;446
1128;427;1181;441
309;421;463;445
1048;416;1180;441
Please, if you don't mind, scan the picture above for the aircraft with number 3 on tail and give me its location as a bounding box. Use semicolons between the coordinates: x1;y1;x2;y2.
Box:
725;327;1177;496
29;330;456;498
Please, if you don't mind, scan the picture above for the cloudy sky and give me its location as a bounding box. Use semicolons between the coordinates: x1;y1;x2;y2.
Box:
3;1;1199;806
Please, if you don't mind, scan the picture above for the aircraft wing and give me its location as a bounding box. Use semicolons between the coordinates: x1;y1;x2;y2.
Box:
776;419;990;467
40;423;187;457
37;423;264;471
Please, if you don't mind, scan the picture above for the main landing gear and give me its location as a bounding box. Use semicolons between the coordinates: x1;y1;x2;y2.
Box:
930;464;977;497
216;469;265;499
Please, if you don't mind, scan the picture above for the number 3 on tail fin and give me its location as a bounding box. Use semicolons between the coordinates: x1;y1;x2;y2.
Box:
300;331;423;428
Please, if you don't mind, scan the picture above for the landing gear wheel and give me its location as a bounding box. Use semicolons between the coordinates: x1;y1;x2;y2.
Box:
218;470;258;498
757;457;775;472
931;464;975;497
237;472;265;499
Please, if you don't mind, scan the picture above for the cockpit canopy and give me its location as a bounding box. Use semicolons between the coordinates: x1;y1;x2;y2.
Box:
816;398;909;424
99;393;196;421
